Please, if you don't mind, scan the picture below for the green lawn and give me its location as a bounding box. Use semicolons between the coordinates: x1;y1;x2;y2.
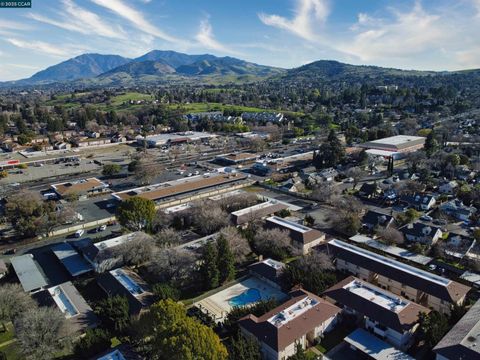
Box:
109;92;154;107
0;324;14;344
0;342;23;360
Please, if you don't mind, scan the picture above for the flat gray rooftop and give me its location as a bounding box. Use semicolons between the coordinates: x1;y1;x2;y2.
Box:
51;242;93;277
11;254;48;292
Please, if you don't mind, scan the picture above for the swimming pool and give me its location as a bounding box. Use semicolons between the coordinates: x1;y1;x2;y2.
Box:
229;288;262;307
112;269;144;296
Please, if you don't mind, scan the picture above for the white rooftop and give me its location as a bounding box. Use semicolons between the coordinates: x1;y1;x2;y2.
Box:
349;234;432;265
232;200;281;216
164;203;192;214
263;258;285;270
267;216;312;233
345;328;414;360
208;189;245;201
48;285;79;319
268;296;318;328
366;149;397;157
367;135;424;146
95;232;141;251
330;239;450;286
345;279;408;313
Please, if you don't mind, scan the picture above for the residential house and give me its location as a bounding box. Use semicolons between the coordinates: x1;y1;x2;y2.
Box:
439;181;458;194
248;258;285;290
433;299;480;360
97;267;155;316
326;239;470;313
444;233;475;259
34;281;98;335
400;222;443;246
440;200;477;222
323;276;430;351
265;216;325;254
239;289;341;360
317;168;338;182
362;210;394;230
400;193;436;211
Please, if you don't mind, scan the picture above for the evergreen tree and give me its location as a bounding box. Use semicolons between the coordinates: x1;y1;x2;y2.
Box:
287;343;309;360
425;130;439;157
313;129;345;168
217;235;235;284
200;242;219;290
227;333;262;360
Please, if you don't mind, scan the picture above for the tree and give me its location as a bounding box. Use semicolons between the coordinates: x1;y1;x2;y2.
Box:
425;130;439;157
116;232;155;266
218;226;251;262
148;248;198;288
132;158;163;185
345;167;365;189
284;252;337;294
253;228;293;260
102;163;121;177
223;298;279;334
217;235;235;284
311;182;340;205
227;333;262;360
379;227;404;246
155;227;182;247
313;129;345;168
304;214;315;227
95;295;130;333
73;328;111;359
191;201;229;235
418;311;450;348
200;241;220;290
0;284;36;329
140;299;228;360
152;283;181;301
14;307;67;360
117;197;155;231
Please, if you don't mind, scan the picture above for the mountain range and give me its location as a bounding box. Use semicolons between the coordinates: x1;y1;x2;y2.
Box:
2;50;479;88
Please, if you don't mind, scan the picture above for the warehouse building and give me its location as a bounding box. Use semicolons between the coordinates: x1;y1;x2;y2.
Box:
359;135;425;159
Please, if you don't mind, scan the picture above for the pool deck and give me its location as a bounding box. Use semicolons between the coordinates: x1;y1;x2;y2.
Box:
195;276;287;321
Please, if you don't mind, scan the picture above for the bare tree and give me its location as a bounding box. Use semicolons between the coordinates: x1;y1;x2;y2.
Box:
155;227;182;248
379;227;404;246
311;182;341;205
217;192;258;212
294;252;334;273
148;248;198;287
152;209;173;231
190;201;229;235
116;232;156;266
14;307;67;360
330;195;364;237
393;180;425;195
219;226;251;262
0;284;36;328
253;228;294;258
345;167;365;189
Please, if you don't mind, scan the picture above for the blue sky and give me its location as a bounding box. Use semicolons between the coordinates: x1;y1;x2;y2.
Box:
1;0;480;80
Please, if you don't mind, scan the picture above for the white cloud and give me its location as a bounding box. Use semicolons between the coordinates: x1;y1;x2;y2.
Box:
28;0;126;40
335;3;449;62
195;18;240;55
6;38;76;57
90;0;181;43
258;0;329;41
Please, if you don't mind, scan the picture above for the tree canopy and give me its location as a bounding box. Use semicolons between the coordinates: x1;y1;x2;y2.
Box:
117;196;156;231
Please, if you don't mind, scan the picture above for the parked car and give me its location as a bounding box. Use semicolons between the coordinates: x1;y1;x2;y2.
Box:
433;219;447;226
420;215;433;221
97;225;107;232
74;229;84;238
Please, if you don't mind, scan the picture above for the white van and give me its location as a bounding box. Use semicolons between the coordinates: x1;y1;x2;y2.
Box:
74;229;84;238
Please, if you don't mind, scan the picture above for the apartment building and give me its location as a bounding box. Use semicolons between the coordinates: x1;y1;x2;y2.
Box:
239;289;340;360
323;276;430;351
326;239;470;313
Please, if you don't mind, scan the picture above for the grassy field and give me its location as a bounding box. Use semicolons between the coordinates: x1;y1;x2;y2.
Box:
167;102;303;115
109;92;154;107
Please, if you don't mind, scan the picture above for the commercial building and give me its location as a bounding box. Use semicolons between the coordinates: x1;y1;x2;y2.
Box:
137;131;217;147
231;201;289;226
97;267;155;315
359;135;425;159
433;299;480;360
265;216;325;254
214;152;259;165
239;289;340;360
51;178;109;200
11;254;48;293
323;276;429;350
326;239;470;313
79;232;149;273
34;281;98;334
112;173;248;203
